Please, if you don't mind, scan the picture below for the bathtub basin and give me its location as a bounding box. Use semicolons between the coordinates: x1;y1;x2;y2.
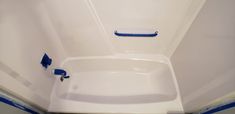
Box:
62;57;176;104
49;55;182;113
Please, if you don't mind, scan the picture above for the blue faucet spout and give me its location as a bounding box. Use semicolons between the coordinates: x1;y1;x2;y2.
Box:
53;69;67;76
53;69;70;82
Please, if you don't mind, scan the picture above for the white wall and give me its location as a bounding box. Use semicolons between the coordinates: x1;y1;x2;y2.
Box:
171;0;235;112
0;0;66;110
43;0;205;57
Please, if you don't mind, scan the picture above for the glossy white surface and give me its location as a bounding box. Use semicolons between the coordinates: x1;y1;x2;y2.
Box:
0;0;211;113
0;0;65;109
44;0;205;57
49;55;183;113
59;57;176;103
171;0;235;112
43;0;205;112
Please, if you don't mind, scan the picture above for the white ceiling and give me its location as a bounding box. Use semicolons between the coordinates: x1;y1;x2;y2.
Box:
44;0;205;57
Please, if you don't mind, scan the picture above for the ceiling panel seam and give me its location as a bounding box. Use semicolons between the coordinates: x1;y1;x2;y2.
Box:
166;0;206;58
84;0;115;53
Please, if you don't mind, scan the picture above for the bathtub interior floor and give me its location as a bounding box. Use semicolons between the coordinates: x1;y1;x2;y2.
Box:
67;71;163;96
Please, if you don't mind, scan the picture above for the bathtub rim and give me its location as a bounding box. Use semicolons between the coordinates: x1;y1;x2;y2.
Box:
49;54;184;111
60;54;169;67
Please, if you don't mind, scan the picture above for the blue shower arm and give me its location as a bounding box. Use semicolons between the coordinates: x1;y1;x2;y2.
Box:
114;30;158;37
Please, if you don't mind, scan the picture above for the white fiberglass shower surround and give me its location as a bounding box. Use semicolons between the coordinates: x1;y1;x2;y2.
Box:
47;0;206;113
0;0;210;113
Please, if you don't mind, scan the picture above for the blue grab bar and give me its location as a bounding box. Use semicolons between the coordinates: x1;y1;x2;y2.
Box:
114;30;158;37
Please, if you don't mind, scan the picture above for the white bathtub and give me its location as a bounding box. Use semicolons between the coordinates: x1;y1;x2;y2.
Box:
49;55;183;113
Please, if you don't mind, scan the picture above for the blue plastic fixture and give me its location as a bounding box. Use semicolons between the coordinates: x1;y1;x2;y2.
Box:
53;69;70;82
114;30;158;37
63;75;70;78
201;101;235;114
53;69;67;76
0;95;39;114
40;53;52;69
